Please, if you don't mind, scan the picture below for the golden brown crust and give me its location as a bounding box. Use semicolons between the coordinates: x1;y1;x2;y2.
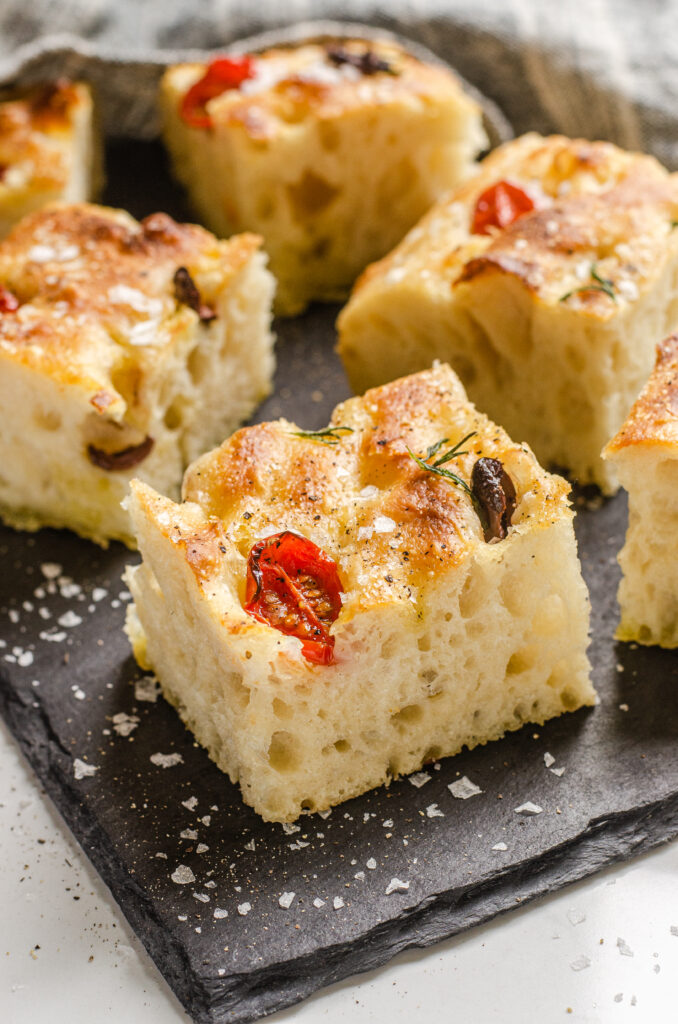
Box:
0;203;262;401
351;133;678;316
163;39;479;141
179;364;569;613
0;80;90;193
605;333;678;454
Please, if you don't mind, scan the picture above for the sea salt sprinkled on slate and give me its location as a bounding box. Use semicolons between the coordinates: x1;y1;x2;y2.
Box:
182;796;198;811
244;839;256;852
201;815;211;826
112;712;139;737
196;844;209;854
551;767;566;777
570;955;591;971
514;802;543;816
313;898;325;909
73;758;98;779
449;776;483;800
40;562;62;579
237;903;251;916
619;703;629;712
492;842;508;852
354;871;365;881
317;809;331;819
279;891;296;909
382;819;394;828
282;822;300;834
92;587;108;602
617;937;634;956
567;908;586;926
366;858;377;870
426;804;444;818
385;878;410;895
214;908;228;919
150;752;184;768
58;610;82;628
134;676;160;702
333;897;345;910
180;829;198;841
171;865;195;885
193;892;210;903
544;752;556;768
73;687;85;700
409;772;431;788
16;650;33;667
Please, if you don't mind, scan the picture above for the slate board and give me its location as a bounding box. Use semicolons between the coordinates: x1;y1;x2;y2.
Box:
1;139;678;1024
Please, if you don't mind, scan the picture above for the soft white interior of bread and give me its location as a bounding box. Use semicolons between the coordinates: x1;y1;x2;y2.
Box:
611;448;678;646
125;486;593;822
161;67;486;315
0;251;275;547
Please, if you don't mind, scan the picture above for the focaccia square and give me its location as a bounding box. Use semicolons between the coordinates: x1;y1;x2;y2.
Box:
160;38;487;315
124;363;594;822
0;203;275;547
604;333;678;646
337;133;678;493
0;80;101;237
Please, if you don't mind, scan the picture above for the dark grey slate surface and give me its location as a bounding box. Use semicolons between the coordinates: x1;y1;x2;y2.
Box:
1;140;678;1024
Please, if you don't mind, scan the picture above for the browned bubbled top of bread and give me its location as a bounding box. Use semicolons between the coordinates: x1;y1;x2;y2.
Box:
0;81;89;191
165;39;478;140
353;133;678;318
179;364;569;613
605;333;678;454
0;203;260;397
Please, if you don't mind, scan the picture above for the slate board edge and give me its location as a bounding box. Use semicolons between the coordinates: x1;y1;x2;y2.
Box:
3;669;677;1024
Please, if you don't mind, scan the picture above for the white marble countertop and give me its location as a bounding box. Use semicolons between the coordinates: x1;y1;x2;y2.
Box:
1;715;676;1024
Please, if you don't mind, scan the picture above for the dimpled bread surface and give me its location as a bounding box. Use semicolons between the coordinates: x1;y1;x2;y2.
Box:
337;133;678;493
0;203;275;547
160;38;487;315
125;363;594;822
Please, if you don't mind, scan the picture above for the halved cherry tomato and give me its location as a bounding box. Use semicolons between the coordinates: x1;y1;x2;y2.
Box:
471;180;535;235
0;284;19;312
244;531;342;666
180;56;255;129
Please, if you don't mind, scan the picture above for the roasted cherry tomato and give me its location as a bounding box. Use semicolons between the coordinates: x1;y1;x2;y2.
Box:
244;531;342;666
180;56;255;129
471;180;535;235
0;284;19;312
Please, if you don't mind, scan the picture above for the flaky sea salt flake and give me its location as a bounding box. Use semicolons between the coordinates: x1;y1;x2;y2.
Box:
150;752;184;768
409;772;431;788
385;878;409;895
514;802;543;816
278;891;296;909
449;776;483;800
171;864;195;885
73;758;98;780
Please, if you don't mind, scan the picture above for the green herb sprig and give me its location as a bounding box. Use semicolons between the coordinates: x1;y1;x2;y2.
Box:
407;432;477;496
560;262;617;304
290;425;354;446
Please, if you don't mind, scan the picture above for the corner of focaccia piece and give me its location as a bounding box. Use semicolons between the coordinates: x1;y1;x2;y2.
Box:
125;362;594;822
0;202;275;548
338;132;678;494
0;80;102;237
159;38;487;315
604;332;678;646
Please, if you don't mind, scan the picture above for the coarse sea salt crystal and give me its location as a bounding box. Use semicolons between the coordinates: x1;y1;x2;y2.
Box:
237;902;251;916
409;772;431;789
550;766;566;777
180;829;198;841
313;898;325;908
358;485;379;501
193;892;210;903
617;937;634;957
426;804;444;818
357;526;373;541
278;891;295;909
570;955;591;972
196;844;209;854
150;752;184;768
244;839;256;852
171;865;195;885
385;878;409;895
448;776;483;800
492;842;508;852
514;802;543;816
366;858;377;870
40;562;62;579
282;822;300;835
92;587;108;602
333;896;345;910
17;651;33;667
567;908;586;926
28;243;80;263
135;676;160;702
58;610;82;628
112;712;139;737
543;752;556;768
373;515;396;534
73;758;98;780
214;908;228;920
182;796;198;811
107;284;164;316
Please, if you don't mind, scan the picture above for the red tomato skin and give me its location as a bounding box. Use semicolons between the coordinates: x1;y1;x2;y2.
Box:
471;180;535;235
0;284;19;312
180;56;255;129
